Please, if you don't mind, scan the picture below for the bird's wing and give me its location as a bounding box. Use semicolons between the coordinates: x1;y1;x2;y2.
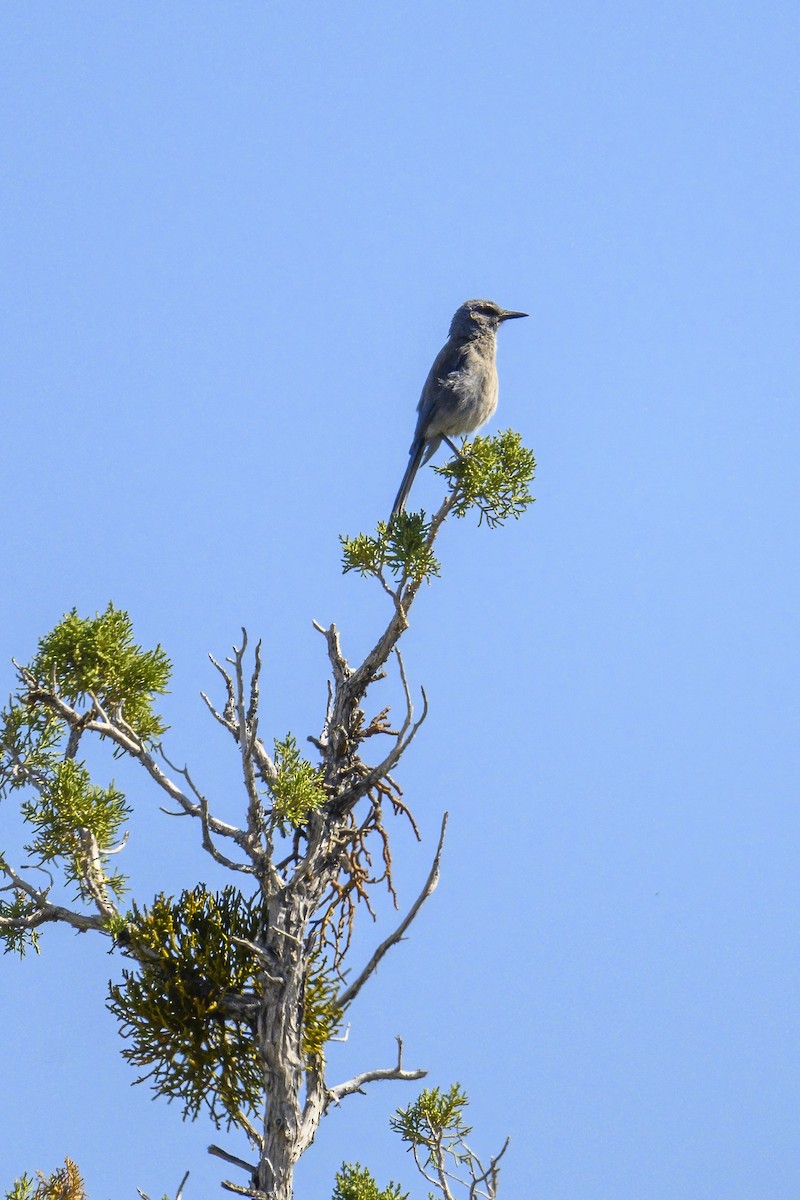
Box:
412;338;469;443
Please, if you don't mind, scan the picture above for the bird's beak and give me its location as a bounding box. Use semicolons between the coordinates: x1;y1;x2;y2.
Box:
499;309;528;321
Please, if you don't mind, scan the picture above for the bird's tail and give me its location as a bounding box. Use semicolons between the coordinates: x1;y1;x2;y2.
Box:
390;439;428;523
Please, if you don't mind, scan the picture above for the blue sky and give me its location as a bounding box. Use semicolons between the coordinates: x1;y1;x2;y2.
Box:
1;2;799;1197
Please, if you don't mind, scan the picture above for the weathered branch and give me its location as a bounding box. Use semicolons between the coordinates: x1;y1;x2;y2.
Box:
334;651;429;810
311;621;349;690
24;683;252;853
229;934;282;985
230;632;267;854
75;826;123;924
337;812;447;1010
219;1183;265;1199
208;1145;257;1176
345;491;458;704
328;1036;426;1104
467;1135;510;1200
155;745;255;874
0;858;108;935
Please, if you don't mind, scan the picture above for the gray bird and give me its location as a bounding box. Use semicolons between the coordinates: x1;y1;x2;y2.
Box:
390;298;527;520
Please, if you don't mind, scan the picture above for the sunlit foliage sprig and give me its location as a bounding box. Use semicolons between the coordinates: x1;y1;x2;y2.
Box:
391;1082;472;1152
272;733;326;831
331;1163;407;1200
340;431;535;590
31;603;170;743
0;703;61;799
434;429;536;526
341;511;441;586
20;760;130;902
0;881;41;956
5;1159;86;1200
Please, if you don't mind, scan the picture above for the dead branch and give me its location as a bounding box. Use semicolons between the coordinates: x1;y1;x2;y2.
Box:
337;812;447;1009
208;1145;257;1175
327;1036;426;1104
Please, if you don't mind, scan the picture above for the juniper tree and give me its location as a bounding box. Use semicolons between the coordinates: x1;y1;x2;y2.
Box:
1;432;535;1200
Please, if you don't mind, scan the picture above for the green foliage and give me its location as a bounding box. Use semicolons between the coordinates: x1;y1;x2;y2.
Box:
340;529;389;578
107;884;264;1128
0;607;167;953
272;733;326;831
3;1175;33;1200
5;1159;86;1200
31;603;170;743
303;952;343;1063
21;759;130;902
0;702;61;800
391;1083;472;1165
434;430;536;526
331;1163;408;1200
0;878;41;956
382;512;442;582
107;885;345;1127
341;431;534;585
341;513;441;586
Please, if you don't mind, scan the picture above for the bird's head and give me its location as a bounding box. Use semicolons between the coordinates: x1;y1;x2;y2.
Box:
449;299;528;339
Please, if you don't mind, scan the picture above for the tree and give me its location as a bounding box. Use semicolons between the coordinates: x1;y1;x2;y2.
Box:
1;433;535;1200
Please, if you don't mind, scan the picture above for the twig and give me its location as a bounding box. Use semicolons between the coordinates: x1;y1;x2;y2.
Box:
467;1136;510;1200
337;813;447;1009
328;1035;426;1104
208;1145;256;1175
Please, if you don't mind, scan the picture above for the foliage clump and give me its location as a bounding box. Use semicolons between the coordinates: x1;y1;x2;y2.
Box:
5;1159;86;1200
31;603;170;743
0;881;42;956
21;759;129;903
331;1162;407;1200
107;883;344;1127
390;1084;508;1198
434;429;536;526
107;884;264;1128
342;511;442;585
341;430;535;589
272;733;326;831
392;1083;472;1154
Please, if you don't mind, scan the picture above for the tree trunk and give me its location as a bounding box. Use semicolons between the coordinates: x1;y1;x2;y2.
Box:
255;890;314;1199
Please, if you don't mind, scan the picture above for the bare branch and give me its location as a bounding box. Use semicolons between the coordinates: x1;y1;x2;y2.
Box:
158;745;254;873
198;792;256;874
28;684;248;851
337;813;447;1009
209;652;237;723
312;621;350;689
200;689;235;733
208;1145;257;1175
334;660;429;810
220;1182;265;1199
247;639;262;727
75;827;123;924
328;1036;426;1104
467;1136;510;1200
0;858;108;936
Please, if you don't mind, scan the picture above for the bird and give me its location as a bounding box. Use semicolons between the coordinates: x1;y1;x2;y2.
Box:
390;298;527;521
